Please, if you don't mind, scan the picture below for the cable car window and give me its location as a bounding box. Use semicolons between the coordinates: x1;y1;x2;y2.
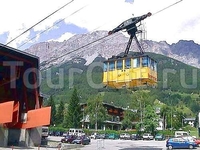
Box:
117;60;123;70
109;61;115;71
142;57;148;67
154;61;157;71
133;58;140;68
148;57;151;68
151;60;154;70
125;59;131;69
104;62;108;72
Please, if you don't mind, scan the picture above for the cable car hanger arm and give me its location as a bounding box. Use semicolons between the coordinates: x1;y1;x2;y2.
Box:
108;12;151;56
108;12;151;35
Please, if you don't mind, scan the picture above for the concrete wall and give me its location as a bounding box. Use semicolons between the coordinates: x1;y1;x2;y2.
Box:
28;127;42;147
0;127;42;147
7;128;42;147
8;129;28;146
0;126;8;147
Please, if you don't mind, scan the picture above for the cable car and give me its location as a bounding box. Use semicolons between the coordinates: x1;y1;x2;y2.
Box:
103;12;157;89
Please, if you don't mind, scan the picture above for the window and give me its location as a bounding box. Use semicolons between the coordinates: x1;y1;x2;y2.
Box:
103;62;108;72
133;58;140;68
142;56;148;67
125;59;131;69
109;61;115;71
154;61;157;71
117;60;123;70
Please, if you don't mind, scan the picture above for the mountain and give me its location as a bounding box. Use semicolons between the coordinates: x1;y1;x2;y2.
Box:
25;30;200;69
39;53;200;117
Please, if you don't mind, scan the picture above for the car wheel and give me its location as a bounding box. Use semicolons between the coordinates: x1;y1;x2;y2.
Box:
168;145;173;150
189;145;193;149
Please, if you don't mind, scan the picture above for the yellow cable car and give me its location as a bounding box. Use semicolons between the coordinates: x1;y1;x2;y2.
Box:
103;12;157;89
103;55;157;88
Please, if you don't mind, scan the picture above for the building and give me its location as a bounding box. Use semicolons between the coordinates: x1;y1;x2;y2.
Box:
183;118;195;127
80;102;137;130
0;44;51;147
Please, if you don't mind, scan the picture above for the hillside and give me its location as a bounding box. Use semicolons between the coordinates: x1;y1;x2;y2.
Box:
41;52;200;117
25;31;200;70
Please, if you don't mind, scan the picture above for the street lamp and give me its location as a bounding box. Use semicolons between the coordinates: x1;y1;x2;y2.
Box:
82;108;85;129
169;92;173;133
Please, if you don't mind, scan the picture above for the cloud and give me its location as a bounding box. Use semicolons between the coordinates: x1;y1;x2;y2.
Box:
0;0;200;49
51;32;75;42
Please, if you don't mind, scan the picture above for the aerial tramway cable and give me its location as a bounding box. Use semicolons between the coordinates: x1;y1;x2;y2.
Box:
39;0;184;69
6;0;75;46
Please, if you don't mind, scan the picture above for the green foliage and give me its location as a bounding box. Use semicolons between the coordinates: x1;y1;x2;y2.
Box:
55;100;65;125
64;88;82;128
142;105;159;134
85;94;107;130
40;53;200;126
47;95;56;125
121;110;135;130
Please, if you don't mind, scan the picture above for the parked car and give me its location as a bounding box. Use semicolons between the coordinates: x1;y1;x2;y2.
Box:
142;133;154;140
120;133;131;140
130;134;142;140
62;132;69;137
181;136;200;147
48;131;54;136
90;133;100;139
108;133;119;140
72;136;90;145
166;137;198;149
61;135;76;143
155;133;165;141
99;133;109;139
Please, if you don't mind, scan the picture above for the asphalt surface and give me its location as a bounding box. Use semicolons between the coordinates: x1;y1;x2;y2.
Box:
1;136;200;150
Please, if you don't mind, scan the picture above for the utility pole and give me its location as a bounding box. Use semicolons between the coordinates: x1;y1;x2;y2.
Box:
95;103;98;131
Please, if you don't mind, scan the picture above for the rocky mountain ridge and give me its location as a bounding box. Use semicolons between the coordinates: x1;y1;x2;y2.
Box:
25;30;200;69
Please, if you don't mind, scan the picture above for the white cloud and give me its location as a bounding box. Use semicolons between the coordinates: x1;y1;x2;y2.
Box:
0;0;200;48
51;32;75;42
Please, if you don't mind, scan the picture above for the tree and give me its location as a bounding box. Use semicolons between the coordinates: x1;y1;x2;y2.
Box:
56;100;65;125
160;105;170;130
85;94;107;131
47;95;56;126
122;109;135;130
142;105;159;135
65;88;81;128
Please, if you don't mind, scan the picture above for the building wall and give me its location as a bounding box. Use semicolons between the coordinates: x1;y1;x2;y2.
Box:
0;126;8;147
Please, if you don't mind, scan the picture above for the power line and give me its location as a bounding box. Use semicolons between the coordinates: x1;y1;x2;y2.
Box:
39;0;184;70
6;0;74;46
17;5;87;49
152;0;183;16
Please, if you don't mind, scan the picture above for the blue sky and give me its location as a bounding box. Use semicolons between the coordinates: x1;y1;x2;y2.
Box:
16;22;88;49
0;0;199;50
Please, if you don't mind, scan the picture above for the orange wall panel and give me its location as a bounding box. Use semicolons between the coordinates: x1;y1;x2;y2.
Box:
0;101;14;123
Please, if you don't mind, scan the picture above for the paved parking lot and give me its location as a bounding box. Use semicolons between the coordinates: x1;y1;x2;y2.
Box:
1;136;200;150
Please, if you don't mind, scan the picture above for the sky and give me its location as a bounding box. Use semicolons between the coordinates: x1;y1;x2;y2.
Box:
0;0;199;50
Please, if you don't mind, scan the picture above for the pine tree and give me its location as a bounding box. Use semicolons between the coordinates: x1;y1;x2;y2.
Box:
56;100;65;125
47;95;56;126
65;88;81;128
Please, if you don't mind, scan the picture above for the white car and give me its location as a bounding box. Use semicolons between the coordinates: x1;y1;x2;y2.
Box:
142;133;154;140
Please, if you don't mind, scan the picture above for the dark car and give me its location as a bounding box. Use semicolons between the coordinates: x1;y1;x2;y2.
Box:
99;133;109;139
166;137;197;149
72;136;90;145
61;135;76;143
130;134;142;140
155;133;165;141
48;131;54;136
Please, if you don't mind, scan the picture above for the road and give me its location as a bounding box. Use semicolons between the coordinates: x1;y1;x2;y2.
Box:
47;136;200;150
0;136;199;150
